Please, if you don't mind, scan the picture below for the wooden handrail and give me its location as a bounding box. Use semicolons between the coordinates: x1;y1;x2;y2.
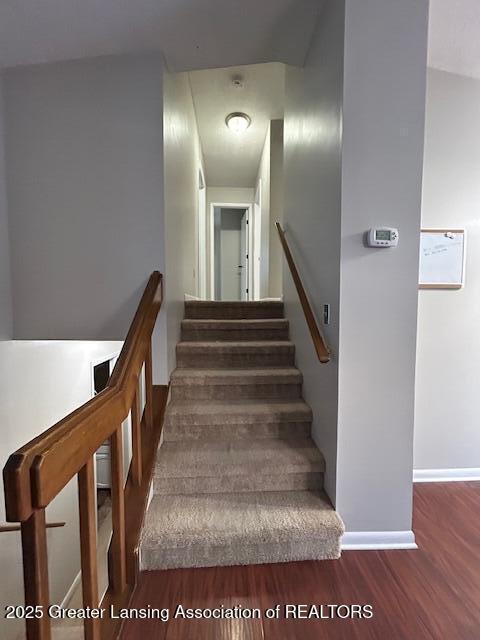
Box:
4;272;162;520
2;271;165;640
275;222;330;363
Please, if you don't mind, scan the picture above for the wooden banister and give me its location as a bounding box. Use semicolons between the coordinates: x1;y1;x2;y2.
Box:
2;271;166;640
275;222;330;363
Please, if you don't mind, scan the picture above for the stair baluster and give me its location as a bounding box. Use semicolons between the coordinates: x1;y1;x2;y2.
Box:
21;509;51;640
131;388;143;486
78;457;100;640
109;426;127;595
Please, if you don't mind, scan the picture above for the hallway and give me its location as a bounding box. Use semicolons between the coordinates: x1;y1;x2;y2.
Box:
121;482;480;639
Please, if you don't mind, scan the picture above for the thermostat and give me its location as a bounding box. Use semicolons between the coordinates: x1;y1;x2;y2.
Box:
367;227;399;248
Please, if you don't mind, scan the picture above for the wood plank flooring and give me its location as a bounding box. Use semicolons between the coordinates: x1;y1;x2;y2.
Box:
120;482;480;640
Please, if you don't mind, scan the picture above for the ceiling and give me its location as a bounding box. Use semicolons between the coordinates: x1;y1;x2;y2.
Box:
1;1;480;80
428;0;480;79
189;63;285;188
0;0;320;72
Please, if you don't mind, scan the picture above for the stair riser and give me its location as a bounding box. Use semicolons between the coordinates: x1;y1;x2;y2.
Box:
171;383;302;401
185;305;284;320
181;328;290;341
176;350;295;368
163;422;312;441
153;472;323;495
141;537;341;571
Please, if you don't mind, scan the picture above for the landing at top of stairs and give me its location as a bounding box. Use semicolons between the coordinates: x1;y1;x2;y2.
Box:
184;300;284;319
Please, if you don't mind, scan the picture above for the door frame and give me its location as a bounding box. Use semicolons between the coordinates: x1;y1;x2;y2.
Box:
254;181;262;300
196;169;207;299
209;202;254;301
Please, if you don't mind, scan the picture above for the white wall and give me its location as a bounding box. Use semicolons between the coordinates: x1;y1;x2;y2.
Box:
3;55;166;363
206;187;254;299
415;69;480;472
0;80;12;340
283;0;344;501
163;71;205;373
336;0;428;533
269;119;284;298
0;340;122;640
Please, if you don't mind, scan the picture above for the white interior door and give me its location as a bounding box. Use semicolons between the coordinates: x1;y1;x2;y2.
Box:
210;203;254;301
220;210;242;300
240;210;248;300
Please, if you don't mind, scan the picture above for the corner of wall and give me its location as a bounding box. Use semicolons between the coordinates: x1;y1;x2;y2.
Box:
268;119;284;298
336;0;428;533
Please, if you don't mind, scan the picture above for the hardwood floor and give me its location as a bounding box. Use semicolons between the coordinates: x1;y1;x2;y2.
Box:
120;482;480;639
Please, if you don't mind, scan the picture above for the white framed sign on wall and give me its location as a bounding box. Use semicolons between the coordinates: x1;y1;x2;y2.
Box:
419;229;466;290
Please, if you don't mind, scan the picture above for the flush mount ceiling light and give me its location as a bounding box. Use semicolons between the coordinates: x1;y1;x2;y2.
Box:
225;112;251;132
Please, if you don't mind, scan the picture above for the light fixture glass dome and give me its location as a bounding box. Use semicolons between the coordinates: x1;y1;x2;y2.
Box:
225;112;251;132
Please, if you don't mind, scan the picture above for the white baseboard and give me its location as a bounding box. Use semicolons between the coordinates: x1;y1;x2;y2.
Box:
60;570;81;608
341;530;417;550
413;468;480;482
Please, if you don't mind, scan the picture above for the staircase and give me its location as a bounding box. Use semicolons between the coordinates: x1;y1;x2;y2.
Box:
140;301;344;570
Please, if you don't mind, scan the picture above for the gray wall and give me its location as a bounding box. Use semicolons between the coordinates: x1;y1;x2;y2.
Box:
4;54;166;349
336;0;428;532
0;81;12;339
283;0;345;501
415;69;480;471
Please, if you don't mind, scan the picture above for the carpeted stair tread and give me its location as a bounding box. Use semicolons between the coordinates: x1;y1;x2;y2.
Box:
163;399;313;441
154;438;324;479
177;340;295;349
181;318;289;341
140;490;344;569
165;398;313;425
171;367;302;385
176;341;295;368
170;367;303;400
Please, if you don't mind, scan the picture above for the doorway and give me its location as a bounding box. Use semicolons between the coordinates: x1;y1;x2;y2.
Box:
212;205;250;300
